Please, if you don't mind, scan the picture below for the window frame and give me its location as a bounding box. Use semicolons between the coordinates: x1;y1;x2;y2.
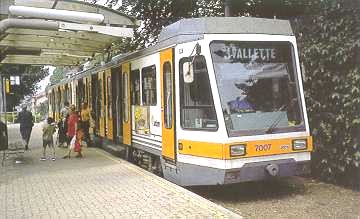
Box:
141;65;157;106
130;69;141;105
209;40;306;136
179;55;218;131
163;61;173;129
122;72;129;123
107;75;112;118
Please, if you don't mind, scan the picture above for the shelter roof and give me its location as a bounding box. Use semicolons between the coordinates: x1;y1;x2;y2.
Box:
0;0;138;66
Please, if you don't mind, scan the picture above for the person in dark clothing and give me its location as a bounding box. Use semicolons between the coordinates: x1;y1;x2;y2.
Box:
17;106;34;150
58;101;70;147
0;120;8;151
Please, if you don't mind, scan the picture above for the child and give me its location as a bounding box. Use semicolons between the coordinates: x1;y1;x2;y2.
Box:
62;128;85;159
41;117;56;161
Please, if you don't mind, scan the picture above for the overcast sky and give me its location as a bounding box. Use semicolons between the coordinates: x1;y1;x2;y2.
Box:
37;66;55;94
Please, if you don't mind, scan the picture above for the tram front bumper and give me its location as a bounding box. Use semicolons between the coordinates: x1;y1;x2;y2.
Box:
166;158;310;186
224;159;311;184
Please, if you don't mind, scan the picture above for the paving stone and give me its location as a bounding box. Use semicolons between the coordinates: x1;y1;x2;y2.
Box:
1;123;241;218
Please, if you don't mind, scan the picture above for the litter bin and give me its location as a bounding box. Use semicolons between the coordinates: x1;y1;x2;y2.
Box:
0;120;8;151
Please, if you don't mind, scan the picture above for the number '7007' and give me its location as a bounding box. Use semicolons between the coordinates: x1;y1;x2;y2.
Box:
255;144;271;151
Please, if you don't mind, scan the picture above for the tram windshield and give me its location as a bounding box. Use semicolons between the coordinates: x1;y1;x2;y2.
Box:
210;41;305;136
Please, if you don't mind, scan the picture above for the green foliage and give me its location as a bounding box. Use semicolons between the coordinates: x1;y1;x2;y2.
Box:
297;0;360;187
109;0;309;52
230;0;309;18
0;64;49;111
4;112;17;123
113;0;224;51
50;67;65;85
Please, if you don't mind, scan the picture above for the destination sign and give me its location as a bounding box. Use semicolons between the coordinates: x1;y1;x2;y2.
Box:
210;41;292;64
223;47;276;62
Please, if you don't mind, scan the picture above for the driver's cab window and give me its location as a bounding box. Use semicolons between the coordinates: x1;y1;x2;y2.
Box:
179;55;218;130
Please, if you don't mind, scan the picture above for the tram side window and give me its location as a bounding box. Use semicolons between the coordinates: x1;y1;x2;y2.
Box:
179;56;218;130
76;84;80;109
64;88;67;105
163;62;172;129
107;76;112;117
51;92;55;116
97;79;103;118
131;69;140;105
56;90;61;114
84;78;88;104
69;84;72;104
60;88;65;109
142;65;157;106
122;73;129;122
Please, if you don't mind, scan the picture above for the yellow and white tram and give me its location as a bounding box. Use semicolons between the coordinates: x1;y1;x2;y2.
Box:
48;17;313;186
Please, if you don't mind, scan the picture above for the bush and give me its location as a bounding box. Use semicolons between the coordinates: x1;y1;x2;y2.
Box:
297;0;360;187
5;112;18;123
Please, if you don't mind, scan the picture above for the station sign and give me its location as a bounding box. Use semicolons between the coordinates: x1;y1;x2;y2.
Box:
10;76;20;85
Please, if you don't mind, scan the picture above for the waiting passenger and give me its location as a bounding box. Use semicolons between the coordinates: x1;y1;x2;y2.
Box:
17;106;34;150
80;103;91;147
61;101;70;119
66;105;78;147
58;101;70;147
62;128;85;159
41;117;56;161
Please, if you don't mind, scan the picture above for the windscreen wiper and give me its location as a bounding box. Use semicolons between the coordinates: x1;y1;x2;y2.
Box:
265;98;298;134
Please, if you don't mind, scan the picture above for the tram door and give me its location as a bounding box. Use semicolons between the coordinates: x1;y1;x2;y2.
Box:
91;74;100;135
60;85;65;112
85;76;92;114
112;67;122;143
122;63;131;145
77;79;85;109
105;69;113;140
98;71;106;137
160;48;176;162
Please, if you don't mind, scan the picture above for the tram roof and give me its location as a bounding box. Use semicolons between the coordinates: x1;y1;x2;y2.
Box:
159;17;293;42
0;0;139;66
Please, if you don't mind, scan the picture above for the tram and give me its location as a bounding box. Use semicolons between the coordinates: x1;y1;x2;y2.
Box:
48;17;313;186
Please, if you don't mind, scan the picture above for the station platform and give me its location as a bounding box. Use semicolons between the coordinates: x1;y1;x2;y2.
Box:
0;124;241;218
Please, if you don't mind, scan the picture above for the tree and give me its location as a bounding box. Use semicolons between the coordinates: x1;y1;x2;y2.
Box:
118;0;192;50
0;64;49;111
229;0;308;18
100;0;224;52
297;0;360;187
111;0;308;50
50;67;65;85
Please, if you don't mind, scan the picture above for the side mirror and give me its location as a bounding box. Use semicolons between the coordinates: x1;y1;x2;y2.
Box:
183;62;194;83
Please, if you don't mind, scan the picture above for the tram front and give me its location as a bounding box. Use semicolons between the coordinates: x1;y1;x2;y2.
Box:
162;17;313;186
207;37;312;183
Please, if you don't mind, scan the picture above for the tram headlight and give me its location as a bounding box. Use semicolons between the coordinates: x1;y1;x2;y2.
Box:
230;144;246;156
292;139;307;150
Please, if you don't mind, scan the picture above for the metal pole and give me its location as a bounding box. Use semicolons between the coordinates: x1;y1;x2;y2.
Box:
9;6;105;24
34;97;37;123
0;76;3;122
224;0;232;17
2;77;7;126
